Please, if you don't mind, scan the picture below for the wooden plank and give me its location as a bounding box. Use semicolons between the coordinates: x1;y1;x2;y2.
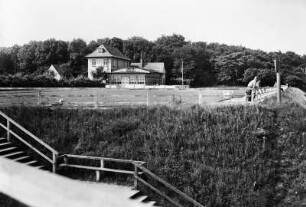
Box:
59;164;134;175
0;146;17;153
136;176;184;207
136;164;204;207
0;111;58;155
64;154;145;164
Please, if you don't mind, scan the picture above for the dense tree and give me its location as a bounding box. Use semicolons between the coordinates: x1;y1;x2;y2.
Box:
0;50;14;74
123;36;154;63
1;34;306;88
97;37;124;52
35;39;68;66
17;41;39;74
68;39;87;76
153;34;188;82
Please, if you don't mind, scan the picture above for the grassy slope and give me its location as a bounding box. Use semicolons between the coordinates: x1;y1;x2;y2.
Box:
1;88;306;206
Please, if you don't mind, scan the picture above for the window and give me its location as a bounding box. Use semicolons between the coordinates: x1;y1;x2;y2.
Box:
92;59;96;67
98;48;105;53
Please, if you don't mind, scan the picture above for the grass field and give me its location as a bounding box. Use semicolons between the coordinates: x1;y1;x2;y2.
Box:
1;88;306;206
0;87;245;108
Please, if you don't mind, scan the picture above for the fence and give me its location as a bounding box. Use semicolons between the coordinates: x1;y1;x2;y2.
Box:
0;88;245;108
59;154;204;207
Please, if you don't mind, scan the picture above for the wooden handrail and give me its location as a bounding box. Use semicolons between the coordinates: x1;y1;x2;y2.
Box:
0;111;58;155
60;154;204;207
63;154;144;164
136;164;204;207
136;176;184;207
0;111;58;172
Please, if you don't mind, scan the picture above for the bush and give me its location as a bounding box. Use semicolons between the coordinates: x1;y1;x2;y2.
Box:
0;74;105;87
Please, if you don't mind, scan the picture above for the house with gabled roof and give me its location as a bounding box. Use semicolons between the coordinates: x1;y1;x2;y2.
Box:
85;44;166;85
85;44;131;80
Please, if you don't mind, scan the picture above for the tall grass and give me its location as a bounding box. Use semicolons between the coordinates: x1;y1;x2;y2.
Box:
1;104;306;206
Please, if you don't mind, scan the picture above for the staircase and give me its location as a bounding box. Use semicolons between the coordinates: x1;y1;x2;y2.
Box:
0;137;45;170
0;111;204;207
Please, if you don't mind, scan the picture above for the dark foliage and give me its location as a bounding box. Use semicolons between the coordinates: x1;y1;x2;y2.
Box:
0;74;105;87
0;35;305;88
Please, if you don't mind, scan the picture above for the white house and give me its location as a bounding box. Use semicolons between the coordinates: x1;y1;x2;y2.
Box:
85;45;166;85
47;65;61;81
85;44;131;80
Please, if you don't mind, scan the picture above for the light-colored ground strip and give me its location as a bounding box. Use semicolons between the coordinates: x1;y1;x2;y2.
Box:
0;157;153;207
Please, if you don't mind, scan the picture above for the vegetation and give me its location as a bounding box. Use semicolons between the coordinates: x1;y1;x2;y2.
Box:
1;35;306;88
0;74;105;87
1;96;306;206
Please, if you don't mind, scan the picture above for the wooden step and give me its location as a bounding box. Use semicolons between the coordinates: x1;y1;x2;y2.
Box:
13;156;31;162
0;137;8;142
132;195;148;202
24;160;37;166
0;142;11;148
0;146;17;154
3;151;24;158
34;165;45;169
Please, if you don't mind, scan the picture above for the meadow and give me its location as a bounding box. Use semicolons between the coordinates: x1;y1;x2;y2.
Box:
2;92;306;206
0;87;245;108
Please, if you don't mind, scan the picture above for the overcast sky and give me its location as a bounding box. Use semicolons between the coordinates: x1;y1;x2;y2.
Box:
1;0;306;55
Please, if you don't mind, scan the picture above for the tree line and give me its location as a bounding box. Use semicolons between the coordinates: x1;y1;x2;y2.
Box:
1;34;306;88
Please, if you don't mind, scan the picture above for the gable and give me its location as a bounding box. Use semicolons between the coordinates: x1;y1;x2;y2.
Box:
85;44;130;61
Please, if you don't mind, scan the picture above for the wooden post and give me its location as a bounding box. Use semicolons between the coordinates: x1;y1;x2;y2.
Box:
94;91;98;109
7;120;10;142
96;170;100;182
52;153;57;173
276;72;281;103
134;164;138;189
274;58;281;103
63;156;68;165
181;59;184;86
37;90;41;106
198;90;202;105
146;90;149;107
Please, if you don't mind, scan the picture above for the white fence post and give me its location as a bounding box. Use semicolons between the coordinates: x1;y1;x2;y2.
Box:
37;90;41;106
94;91;98;109
198;91;202;105
146;90;149;107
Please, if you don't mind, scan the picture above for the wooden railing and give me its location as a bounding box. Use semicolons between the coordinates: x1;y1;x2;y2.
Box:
134;163;204;207
249;85;289;103
0;111;59;172
60;154;204;207
0;111;204;206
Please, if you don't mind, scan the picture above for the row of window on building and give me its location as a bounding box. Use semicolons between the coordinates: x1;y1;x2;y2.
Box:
108;74;162;85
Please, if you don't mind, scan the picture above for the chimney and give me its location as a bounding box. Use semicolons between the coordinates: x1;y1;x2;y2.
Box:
140;50;144;68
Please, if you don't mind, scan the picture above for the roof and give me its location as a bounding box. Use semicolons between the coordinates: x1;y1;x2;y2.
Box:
85;44;131;61
130;62;165;74
112;67;150;74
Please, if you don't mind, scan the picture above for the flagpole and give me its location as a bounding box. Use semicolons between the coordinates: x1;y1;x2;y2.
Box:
181;58;184;86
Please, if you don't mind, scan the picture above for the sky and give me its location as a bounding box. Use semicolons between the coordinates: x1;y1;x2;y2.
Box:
1;0;306;55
